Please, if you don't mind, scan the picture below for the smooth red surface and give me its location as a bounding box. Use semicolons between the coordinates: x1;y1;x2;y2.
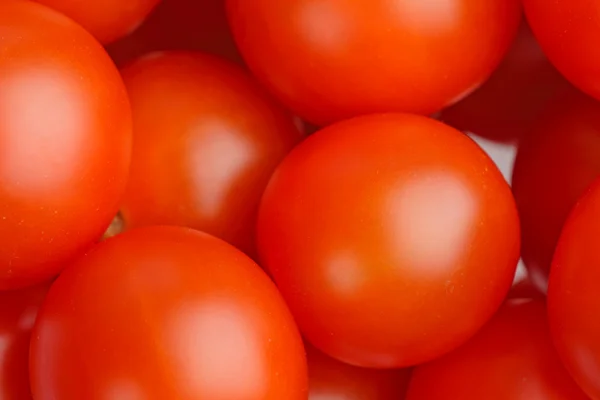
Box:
227;0;522;126
441;22;570;142
406;299;588;400
119;52;304;257
257;113;520;368
549;178;600;400
509;276;545;300
0;283;49;400
308;344;411;400
30;226;308;399
512;91;600;289
107;0;241;67
32;0;160;44
524;0;600;103
0;1;132;290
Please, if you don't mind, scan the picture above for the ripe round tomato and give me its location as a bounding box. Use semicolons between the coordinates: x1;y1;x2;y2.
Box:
406;299;588;399
511;91;600;290
119;52;304;258
0;1;132;290
107;0;241;67
524;0;600;103
440;22;570;143
257;113;520;368
307;344;411;399
0;283;49;399
548;178;600;399
32;0;160;44
226;0;522;126
30;226;308;399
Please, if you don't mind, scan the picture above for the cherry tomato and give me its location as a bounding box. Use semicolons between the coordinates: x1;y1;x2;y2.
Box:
119;52;304;258
307;344;411;400
0;283;49;399
524;0;600;103
512;91;600;290
32;0;160;44
107;0;241;67
406;299;588;400
509;276;545;300
440;22;570;143
0;1;132;290
226;0;522;126
548;177;600;399
257;113;520;368
30;226;307;399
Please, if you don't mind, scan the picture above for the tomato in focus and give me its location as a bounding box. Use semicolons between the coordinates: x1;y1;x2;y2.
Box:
30;226;308;399
440;22;570;143
32;0;161;44
107;0;241;67
406;299;588;400
524;0;600;104
119;52;304;258
257;113;520;368
0;283;49;399
226;0;522;126
307;344;411;400
512;91;600;290
0;1;132;290
548;177;600;400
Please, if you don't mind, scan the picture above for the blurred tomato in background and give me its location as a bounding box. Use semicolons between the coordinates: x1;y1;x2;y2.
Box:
441;22;570;143
512;90;600;290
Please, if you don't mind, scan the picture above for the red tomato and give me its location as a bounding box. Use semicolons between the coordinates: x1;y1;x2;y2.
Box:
509;276;545;300
524;0;600;103
0;283;49;399
548;178;600;399
119;52;304;258
406;299;588;400
257;113;520;368
107;0;241;67
226;0;522;126
30;226;308;399
440;22;570;143
31;0;160;44
307;344;411;399
511;91;600;290
0;1;131;290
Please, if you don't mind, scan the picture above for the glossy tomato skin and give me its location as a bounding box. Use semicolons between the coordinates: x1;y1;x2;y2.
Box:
227;0;522;126
440;21;570;143
32;0;160;44
0;283;49;399
406;299;588;400
512;91;600;290
257;113;520;368
0;1;132;290
307;344;411;400
107;0;241;67
524;0;600;103
119;52;304;257
548;178;600;399
30;226;308;400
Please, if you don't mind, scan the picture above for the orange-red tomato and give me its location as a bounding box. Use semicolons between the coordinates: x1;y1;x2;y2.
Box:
406;299;588;400
441;22;570;142
308;344;411;399
107;0;241;67
30;226;308;399
512;91;600;289
0;283;49;399
257;113;520;368
227;0;522;126
119;52;304;257
549;177;600;399
524;0;600;104
0;1;131;290
31;0;160;44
